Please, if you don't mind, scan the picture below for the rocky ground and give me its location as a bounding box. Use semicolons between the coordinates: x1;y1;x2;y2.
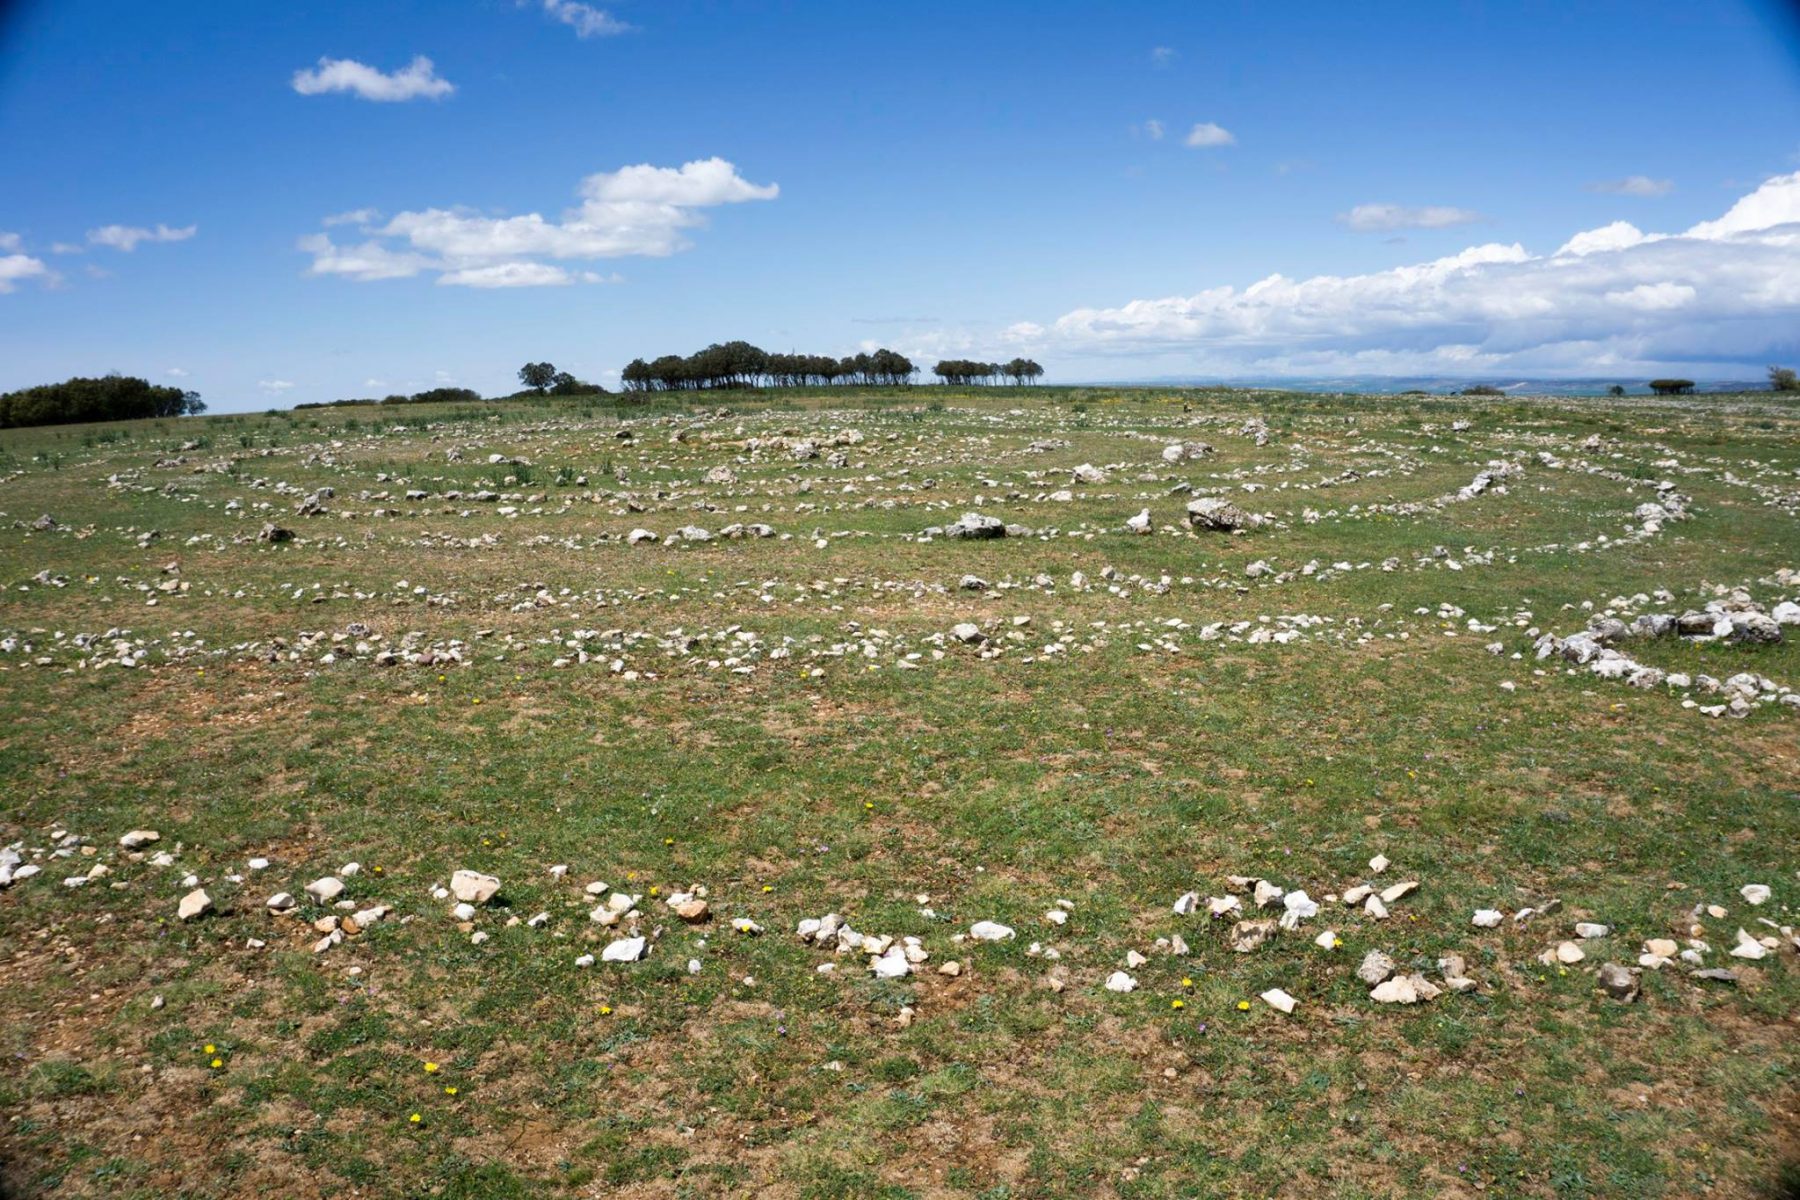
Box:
0;385;1796;1199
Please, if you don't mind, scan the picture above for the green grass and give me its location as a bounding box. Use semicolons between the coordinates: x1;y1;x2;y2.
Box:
0;385;1797;1199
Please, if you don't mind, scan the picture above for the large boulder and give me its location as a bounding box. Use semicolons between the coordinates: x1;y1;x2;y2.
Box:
1185;497;1262;531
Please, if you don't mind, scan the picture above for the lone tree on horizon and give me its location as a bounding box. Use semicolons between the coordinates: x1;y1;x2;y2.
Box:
519;362;558;393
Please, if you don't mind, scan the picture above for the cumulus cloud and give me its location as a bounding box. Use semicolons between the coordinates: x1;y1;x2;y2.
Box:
258;380;295;393
541;0;632;37
300;157;777;287
88;223;197;251
1587;175;1673;197
1339;204;1484;232
292;56;454;102
1030;171;1800;375
0;232;19;252
1184;122;1235;148
0;252;50;293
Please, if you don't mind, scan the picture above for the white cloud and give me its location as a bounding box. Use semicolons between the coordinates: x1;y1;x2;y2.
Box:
1139;119;1165;141
292;56;453;102
364;378;387;388
541;0;632;37
258;380;295;393
1587;175;1673;197
1029;171;1800;376
296;233;434;281
88;223;197;251
0;232;19;252
0;253;50;293
166;367;188;377
1339;203;1483;232
323;208;382;227
301;157;777;287
1184;122;1235;148
1151;46;1177;66
437;262;574;288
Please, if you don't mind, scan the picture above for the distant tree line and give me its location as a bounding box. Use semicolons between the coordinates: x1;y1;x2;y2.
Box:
0;375;205;429
933;358;1044;386
295;386;487;410
621;342;918;391
1647;379;1696;395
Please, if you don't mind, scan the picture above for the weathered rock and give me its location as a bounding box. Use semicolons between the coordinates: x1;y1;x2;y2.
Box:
177;888;212;921
119;830;161;850
1740;884;1770;906
1597;962;1639;1002
1357;950;1396;986
1370;976;1419;1004
1230;919;1276;953
945;512;1006;539
1104;971;1137;993
969;920;1015;942
951;622;987;645
1185;496;1263;531
1126;509;1153;535
305;876;345;904
601;936;647;963
1471;909;1504;928
450;870;501;905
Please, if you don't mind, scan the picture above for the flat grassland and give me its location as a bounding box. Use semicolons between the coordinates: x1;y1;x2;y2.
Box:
0;386;1796;1199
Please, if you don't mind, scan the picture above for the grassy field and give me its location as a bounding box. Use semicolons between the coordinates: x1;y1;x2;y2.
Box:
0;385;1796;1199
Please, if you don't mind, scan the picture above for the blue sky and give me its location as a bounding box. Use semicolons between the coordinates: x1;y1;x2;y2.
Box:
2;0;1799;409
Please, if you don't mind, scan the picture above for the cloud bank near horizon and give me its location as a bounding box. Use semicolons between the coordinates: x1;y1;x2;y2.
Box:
1006;172;1800;377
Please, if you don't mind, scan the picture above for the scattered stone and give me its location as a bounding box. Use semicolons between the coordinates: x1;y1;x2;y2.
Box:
177;888;212;921
1472;909;1504;928
450;870;501;905
969;920;1015;942
118;830;161;850
1740;884;1770;906
1370;976;1419;1004
1104;971;1137;993
1260;988;1297;1014
1597;962;1639;1002
601;936;648;963
1357;950;1396;985
305;876;345;904
1185;496;1263;532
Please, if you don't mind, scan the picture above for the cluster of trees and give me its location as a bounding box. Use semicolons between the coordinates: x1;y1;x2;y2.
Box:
933;358;1045;386
1770;366;1798;392
621;343;918;391
0;375;205;429
517;362;607;396
1647;379;1697;395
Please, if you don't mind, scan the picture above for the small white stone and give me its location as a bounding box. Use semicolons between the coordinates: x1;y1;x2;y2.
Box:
1471;909;1503;928
1103;971;1137;993
969;920;1015;942
1740;884;1771;906
1260;988;1297;1014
